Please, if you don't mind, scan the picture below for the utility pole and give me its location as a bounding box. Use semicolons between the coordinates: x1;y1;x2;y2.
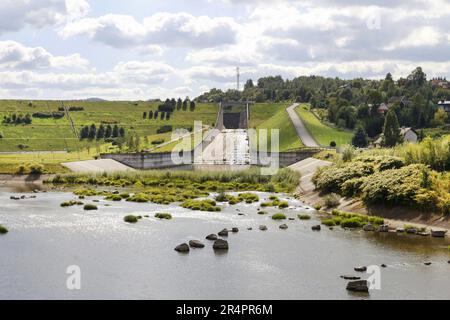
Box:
236;66;240;91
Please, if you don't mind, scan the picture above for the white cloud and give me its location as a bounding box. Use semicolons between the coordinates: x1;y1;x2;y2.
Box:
0;41;89;70
60;12;238;49
0;0;89;34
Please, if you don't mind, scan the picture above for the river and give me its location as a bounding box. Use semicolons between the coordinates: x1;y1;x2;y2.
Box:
0;184;449;300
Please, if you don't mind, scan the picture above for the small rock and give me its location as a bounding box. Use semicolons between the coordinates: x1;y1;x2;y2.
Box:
381;264;387;268
406;228;417;234
174;243;189;253
189;240;205;248
20;195;25;199
231;227;239;233
431;230;447;238
340;275;361;280
238;213;245;216
218;229;228;236
247;227;252;230
279;224;288;230
329;227;334;230
363;224;375;232
354;266;367;272
346;280;369;293
418;232;430;236
396;227;405;233
311;225;321;231
213;239;229;250
206;234;218;240
10;196;20;200
288;218;295;221
378;224;389;232
259;225;267;231
424;262;432;266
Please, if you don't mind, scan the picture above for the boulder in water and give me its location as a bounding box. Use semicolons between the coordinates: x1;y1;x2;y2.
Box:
279;224;288;230
346;280;369;293
354;266;367;272
311;225;321;231
259;225;267;231
213;239;229;250
189;240;205;248
231;227;239;233
431;230;447;238
206;234;218;240
174;243;189;253
218;229;228;236
340;275;361;280
363;224;375;232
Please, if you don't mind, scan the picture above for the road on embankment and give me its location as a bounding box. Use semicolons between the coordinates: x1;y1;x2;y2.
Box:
286;103;319;147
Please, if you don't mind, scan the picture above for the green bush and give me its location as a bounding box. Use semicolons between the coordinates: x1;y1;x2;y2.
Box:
257;210;268;215
298;214;311;220
321;219;336;226
278;201;289;209
105;194;122;201
124;215;138;223
0;225;8;234
83;204;98;210
271;213;287;220
127;193;150;203
238;193;259;203
155;212;172;220
323;193;340;208
60;200;83;207
181;199;221;212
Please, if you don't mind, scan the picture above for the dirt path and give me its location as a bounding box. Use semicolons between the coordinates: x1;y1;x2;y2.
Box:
286;103;319;147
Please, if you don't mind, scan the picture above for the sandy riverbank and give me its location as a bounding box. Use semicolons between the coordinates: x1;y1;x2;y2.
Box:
299;189;450;233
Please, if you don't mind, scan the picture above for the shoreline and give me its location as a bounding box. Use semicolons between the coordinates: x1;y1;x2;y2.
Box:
298;189;450;233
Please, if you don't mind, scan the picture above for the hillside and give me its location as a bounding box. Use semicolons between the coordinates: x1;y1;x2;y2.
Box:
0;100;218;152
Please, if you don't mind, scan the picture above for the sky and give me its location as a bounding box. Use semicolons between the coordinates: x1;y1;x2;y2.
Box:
1;0;450;100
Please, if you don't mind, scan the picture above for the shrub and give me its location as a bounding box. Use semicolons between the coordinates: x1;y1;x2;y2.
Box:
342;145;355;162
330;141;336;147
323;193;340;208
278;201;289;209
271;213;287;220
340;217;365;228
60;200;83;207
0;225;8;234
155;212;172;220
105;194;122;201
321;219;336;227
257;210;268;215
127;193;150;203
124;215;138;223
313;204;322;210
238;193;259;203
83;204;98;210
298;214;311;220
181;199;221;212
28;164;44;174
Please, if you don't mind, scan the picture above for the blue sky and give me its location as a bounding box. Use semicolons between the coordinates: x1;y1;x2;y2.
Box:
0;0;450;100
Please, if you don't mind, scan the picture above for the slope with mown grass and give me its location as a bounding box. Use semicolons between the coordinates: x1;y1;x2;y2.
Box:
295;104;352;147
249;103;304;151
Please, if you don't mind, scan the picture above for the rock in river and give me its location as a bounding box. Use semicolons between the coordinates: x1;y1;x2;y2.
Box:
311;225;321;231
231;227;239;233
259;225;267;231
279;224;288;230
213;239;229;250
174;243;190;253
340;275;361;280
424;262;432;266
354;266;367;272
218;229;229;236
363;224;375;232
189;240;205;248
431;230;447;238
206;234;218;241
346;280;369;293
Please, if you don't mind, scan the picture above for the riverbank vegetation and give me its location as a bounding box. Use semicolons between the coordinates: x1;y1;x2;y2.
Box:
321;210;384;228
155;213;172;219
0;225;8;234
313;153;450;215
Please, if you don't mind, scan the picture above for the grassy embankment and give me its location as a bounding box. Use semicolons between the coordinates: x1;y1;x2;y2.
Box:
249;103;304;151
0;100;218;173
295;104;352;147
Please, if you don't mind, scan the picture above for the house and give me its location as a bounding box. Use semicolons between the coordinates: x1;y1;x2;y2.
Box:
377;103;390;115
437;101;450;114
373;127;418;147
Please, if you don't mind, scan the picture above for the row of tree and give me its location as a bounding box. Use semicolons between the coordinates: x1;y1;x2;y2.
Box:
79;124;125;140
2;113;32;125
143;111;171;120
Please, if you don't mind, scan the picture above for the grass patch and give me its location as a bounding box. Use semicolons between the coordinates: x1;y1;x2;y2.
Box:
0;225;8;234
181;199;221;212
271;213;287;220
295;104;352;147
60;200;83;207
298;214;311;220
320;209;384;229
83;204;98;210
124;215;138;223
155;212;172;220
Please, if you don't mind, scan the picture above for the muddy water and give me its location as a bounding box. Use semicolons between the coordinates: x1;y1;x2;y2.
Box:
0;186;449;300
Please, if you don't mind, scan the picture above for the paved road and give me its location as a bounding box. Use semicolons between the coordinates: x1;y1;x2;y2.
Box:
286;103;319;147
62;159;134;173
288;157;333;192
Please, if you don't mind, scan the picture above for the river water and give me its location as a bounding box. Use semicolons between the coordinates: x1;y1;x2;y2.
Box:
0;184;449;300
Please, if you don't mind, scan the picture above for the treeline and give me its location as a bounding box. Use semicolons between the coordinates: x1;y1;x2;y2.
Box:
79;124;125;140
197;67;449;139
32;111;65;119
2;113;32;125
58;106;84;112
142;98;196;121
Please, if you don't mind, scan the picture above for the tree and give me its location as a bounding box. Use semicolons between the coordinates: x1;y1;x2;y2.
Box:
79;126;89;139
149;110;153;119
352;126;368;148
143;112;147;119
88;124;97;140
119;127;125;138
96;124;105;140
189;100;196;111
105;125;112;138
182;99;188;111
112;125;119;138
431;108;448;127
177;98;182;110
244;79;254;90
382;109;402;147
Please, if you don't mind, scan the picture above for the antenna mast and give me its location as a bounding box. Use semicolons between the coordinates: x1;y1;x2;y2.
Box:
236;66;240;91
